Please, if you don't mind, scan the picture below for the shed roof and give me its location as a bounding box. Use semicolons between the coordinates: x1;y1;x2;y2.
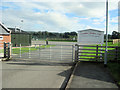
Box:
0;22;10;35
8;28;30;34
78;29;104;32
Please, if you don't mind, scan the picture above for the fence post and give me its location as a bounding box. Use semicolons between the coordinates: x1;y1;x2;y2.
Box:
100;44;103;60
7;43;10;60
39;44;40;50
75;44;78;62
35;44;36;49
96;45;98;61
72;45;74;62
4;42;6;58
20;44;21;58
49;46;51;60
39;44;40;58
115;47;118;61
11;43;13;57
9;42;12;59
29;44;31;58
61;45;62;60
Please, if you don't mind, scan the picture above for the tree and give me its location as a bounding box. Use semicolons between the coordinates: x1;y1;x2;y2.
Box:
63;32;70;38
70;32;77;36
112;31;119;39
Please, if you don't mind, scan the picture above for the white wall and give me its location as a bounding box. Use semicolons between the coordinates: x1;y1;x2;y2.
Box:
77;30;104;45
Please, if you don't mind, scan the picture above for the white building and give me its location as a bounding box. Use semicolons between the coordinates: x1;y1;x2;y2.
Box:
77;29;104;45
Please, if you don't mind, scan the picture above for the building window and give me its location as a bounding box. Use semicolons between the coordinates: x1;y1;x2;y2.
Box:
0;36;3;40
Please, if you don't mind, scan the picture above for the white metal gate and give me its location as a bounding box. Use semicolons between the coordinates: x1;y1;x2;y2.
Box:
11;44;74;63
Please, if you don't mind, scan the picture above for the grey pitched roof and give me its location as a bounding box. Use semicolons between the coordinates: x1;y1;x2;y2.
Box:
8;28;30;34
0;22;10;35
78;29;104;32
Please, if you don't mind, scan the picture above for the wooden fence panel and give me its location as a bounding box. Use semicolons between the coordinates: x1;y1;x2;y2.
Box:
75;44;120;62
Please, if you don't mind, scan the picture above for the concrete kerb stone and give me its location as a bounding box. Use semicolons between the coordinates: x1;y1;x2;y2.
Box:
0;53;4;61
0;57;11;61
65;61;79;89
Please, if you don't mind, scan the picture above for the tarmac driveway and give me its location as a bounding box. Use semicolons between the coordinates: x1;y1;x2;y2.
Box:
68;61;118;88
2;60;73;88
2;43;74;88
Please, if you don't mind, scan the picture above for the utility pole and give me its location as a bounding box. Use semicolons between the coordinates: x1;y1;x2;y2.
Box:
15;26;17;32
104;0;108;67
20;20;23;32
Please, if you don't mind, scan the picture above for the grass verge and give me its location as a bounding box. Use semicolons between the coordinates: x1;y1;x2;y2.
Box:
12;45;55;54
0;49;3;53
107;62;120;86
107;43;120;86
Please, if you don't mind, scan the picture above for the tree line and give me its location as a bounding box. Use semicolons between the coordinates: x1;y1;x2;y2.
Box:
28;31;77;40
27;31;120;40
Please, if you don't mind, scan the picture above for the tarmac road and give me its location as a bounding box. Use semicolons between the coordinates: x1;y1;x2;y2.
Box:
2;43;74;88
2;60;73;88
3;41;118;89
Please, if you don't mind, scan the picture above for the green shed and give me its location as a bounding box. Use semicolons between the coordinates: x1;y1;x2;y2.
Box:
8;28;31;47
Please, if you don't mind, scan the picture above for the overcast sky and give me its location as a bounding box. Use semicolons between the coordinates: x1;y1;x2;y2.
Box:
0;0;119;34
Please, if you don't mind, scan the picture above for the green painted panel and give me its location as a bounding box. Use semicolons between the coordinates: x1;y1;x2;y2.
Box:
11;33;31;47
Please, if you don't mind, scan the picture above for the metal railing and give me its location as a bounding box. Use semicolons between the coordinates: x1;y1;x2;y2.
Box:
11;44;74;62
4;42;10;59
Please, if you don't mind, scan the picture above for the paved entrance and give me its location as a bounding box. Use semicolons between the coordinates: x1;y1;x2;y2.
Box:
2;44;74;88
2;60;73;88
